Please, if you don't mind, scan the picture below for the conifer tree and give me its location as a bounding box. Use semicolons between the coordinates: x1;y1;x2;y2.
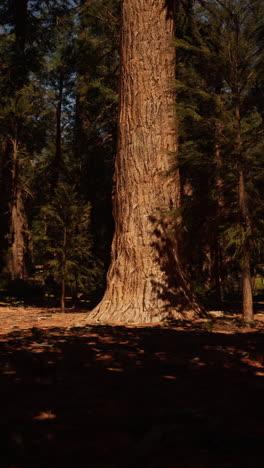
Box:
34;182;97;311
73;0;119;278
91;0;204;323
176;0;264;318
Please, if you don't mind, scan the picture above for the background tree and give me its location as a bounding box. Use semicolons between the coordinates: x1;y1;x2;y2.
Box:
34;182;97;311
73;0;119;285
0;0;263;319
175;0;264;320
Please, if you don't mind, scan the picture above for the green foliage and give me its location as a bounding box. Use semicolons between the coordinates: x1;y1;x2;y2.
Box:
34;182;102;297
175;0;264;303
0;0;263;310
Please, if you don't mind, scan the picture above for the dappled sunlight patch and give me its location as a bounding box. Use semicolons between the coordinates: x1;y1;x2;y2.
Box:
0;319;264;468
33;410;57;421
96;353;113;361
241;358;264;369
106;367;124;372
191;360;207;367
2;369;16;375
99;336;118;344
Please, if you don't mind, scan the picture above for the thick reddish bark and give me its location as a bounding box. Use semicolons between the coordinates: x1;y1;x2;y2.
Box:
8;139;28;280
4;0;29;280
91;0;203;323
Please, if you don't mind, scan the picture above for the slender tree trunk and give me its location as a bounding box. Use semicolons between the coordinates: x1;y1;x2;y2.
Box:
212;238;223;303
3;0;29;280
61;278;66;313
236;101;254;322
0;139;12;272
213;91;224;302
238;167;254;322
61;226;67;312
51;72;64;192
8;138;28;280
91;0;204;323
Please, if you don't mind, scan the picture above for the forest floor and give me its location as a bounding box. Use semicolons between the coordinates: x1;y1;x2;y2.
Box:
0;302;264;467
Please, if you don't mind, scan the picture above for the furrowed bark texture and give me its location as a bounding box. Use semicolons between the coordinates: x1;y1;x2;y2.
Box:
91;0;202;323
8;140;28;280
4;0;29;280
9;189;27;280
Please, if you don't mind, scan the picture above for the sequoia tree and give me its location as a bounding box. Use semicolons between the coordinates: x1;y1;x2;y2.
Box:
91;0;203;323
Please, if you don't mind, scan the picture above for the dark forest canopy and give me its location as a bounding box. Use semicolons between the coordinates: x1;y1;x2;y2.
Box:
0;0;263;322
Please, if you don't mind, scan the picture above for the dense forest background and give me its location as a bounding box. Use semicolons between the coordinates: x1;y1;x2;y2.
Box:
0;0;263;315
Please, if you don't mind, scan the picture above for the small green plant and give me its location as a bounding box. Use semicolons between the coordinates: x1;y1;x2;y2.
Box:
34;182;102;311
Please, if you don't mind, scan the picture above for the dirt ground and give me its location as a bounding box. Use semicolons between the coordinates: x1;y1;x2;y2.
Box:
0;304;264;467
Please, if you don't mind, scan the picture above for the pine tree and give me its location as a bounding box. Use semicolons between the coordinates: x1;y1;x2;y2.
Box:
34;182;98;311
90;0;204;323
176;0;264;319
0;0;64;279
73;0;119;279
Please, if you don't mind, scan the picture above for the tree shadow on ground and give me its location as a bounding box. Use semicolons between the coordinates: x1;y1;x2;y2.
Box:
0;324;264;467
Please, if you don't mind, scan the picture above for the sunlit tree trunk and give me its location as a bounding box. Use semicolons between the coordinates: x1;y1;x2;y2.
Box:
61;227;67;312
8;138;28;280
91;0;203;323
236;101;254;322
5;0;29;280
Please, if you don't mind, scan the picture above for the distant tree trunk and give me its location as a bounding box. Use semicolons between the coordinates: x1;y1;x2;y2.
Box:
51;72;64;193
91;0;204;323
0;139;12;272
213;90;224;302
236;100;254;322
61;226;67;312
8;138;28;280
3;0;29;280
238;168;254;322
212;238;223;303
61;278;66;312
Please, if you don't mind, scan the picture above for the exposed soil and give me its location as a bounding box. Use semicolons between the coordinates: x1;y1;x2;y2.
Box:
0;304;264;467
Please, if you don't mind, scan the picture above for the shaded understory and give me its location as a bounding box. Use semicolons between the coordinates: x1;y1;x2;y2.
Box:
0;323;264;467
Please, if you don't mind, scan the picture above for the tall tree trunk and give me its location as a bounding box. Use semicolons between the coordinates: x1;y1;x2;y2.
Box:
8;138;28;280
238;168;254;322
236;101;254;322
51;72;64;193
0;139;12;272
61;226;67;312
91;0;204;323
212;238;223;303
61;278;66;313
2;0;29;280
213;90;224;302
